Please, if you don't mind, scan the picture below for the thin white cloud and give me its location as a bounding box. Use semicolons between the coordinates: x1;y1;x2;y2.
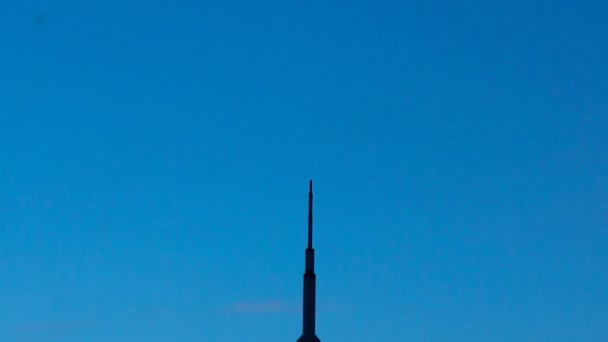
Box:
11;319;92;340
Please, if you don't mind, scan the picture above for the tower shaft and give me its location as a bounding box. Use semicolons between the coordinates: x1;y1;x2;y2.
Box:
298;181;320;342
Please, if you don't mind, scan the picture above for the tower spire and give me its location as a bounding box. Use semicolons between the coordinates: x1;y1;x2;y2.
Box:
298;180;321;342
308;180;313;249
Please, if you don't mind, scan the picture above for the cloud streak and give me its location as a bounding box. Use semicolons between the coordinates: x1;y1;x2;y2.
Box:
10;319;92;340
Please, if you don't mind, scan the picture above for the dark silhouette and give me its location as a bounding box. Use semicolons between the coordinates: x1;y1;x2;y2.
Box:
298;180;321;342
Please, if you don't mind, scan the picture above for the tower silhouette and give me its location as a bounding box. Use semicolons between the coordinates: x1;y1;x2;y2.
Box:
298;180;321;342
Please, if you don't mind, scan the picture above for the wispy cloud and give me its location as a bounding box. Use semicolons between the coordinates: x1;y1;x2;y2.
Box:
11;320;92;340
222;300;298;314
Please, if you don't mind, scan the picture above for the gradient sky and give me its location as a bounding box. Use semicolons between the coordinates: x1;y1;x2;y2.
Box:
1;0;607;341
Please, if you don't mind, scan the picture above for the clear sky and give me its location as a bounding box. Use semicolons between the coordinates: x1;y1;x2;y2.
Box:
1;0;607;341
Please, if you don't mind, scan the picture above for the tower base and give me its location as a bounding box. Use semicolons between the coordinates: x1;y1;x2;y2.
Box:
297;335;320;342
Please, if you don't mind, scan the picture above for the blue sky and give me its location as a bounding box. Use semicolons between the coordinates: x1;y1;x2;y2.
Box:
1;0;607;341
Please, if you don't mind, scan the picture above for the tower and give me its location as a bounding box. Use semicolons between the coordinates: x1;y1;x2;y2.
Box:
298;180;321;342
